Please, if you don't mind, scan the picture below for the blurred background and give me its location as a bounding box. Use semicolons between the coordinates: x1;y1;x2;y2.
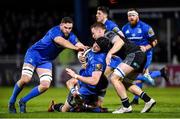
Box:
0;0;180;87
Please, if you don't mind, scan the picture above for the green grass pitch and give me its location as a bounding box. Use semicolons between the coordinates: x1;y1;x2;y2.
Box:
0;86;180;118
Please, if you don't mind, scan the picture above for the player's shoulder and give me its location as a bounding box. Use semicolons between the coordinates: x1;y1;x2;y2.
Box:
106;19;117;25
69;32;78;40
48;25;62;35
106;19;119;29
69;32;76;37
139;20;151;29
94;52;106;63
50;25;60;32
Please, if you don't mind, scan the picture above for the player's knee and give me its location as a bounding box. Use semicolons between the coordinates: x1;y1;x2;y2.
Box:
40;80;51;90
19;66;34;85
96;97;104;107
110;72;123;83
110;67;125;83
39;74;52;90
22;66;33;78
113;67;125;79
104;67;113;78
19;74;31;85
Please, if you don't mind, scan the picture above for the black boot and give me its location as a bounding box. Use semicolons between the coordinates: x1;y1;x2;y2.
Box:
160;67;169;82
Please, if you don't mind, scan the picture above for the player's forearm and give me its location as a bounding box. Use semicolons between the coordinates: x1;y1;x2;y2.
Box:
54;37;78;50
109;40;124;55
75;42;84;48
74;74;99;85
61;40;78;50
145;39;158;50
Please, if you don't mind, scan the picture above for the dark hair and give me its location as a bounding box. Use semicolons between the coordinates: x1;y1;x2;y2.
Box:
127;8;139;13
91;22;106;30
61;17;73;24
96;37;112;52
97;6;109;15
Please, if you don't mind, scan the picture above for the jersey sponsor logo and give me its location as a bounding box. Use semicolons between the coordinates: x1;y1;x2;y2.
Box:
127;36;143;40
148;28;155;37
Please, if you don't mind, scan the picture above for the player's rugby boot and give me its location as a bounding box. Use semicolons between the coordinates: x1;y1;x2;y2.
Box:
8;103;17;113
19;99;26;113
141;98;156;113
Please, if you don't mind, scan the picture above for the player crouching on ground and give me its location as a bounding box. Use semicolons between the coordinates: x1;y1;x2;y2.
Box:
48;44;108;113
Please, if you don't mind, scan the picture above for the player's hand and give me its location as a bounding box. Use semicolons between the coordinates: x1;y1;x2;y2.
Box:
66;68;78;79
75;43;88;51
140;46;147;52
106;53;112;65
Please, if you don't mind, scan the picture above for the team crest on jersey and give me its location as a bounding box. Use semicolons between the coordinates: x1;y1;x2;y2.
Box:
95;64;103;71
125;30;130;34
148;28;155;37
29;58;33;63
137;28;142;33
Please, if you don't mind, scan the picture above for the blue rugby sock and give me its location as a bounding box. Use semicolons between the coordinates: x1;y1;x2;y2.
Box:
136;74;147;81
134;82;143;100
9;83;23;104
20;86;42;103
150;70;161;79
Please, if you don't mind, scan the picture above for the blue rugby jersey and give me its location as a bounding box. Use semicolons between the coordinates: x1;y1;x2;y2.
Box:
27;25;78;61
122;20;156;56
104;19;121;33
78;50;108;96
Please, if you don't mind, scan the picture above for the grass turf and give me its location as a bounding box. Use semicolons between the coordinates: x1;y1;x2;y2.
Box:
0;86;180;118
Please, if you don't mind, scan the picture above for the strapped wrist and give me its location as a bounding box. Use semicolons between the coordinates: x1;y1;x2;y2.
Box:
70;88;76;94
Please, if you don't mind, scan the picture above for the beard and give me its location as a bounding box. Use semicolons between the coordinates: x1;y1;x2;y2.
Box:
130;19;138;27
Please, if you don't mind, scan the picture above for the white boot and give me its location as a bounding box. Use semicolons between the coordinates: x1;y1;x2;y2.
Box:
112;106;132;114
141;99;156;113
